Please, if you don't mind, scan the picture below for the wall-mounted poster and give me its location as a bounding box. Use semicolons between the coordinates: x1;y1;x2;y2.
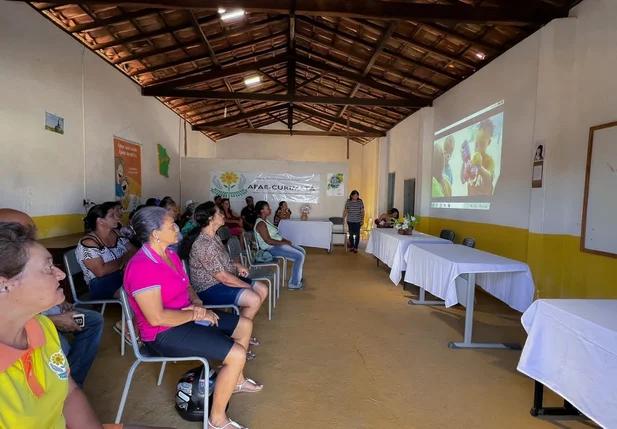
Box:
210;171;320;204
45;112;64;134
327;173;345;196
114;137;142;211
157;143;170;178
532;140;545;189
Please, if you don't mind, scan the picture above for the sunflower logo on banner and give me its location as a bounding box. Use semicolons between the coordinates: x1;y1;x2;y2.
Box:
211;171;248;198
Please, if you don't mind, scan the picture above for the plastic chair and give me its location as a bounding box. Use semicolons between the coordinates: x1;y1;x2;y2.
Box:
217;226;231;243
227;236;274;320
63;249;126;356
440;229;456;242
329;217;348;253
242;233;281;303
462;237;476;248
114;288;211;429
181;259;241;316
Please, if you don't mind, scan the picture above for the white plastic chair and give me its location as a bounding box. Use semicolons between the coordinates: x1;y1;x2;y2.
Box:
63;249;126;356
114;288;211;429
227;236;274;320
242;233;282;304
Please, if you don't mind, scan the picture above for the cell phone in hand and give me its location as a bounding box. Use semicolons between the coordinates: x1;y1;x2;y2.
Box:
72;313;85;328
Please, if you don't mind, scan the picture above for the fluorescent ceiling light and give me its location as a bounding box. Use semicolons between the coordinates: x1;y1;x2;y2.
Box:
220;9;244;21
244;76;261;86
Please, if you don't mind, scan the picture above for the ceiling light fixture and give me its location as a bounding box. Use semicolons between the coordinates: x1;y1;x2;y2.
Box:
476;52;485;60
244;75;261;86
220;9;245;21
218;8;226;13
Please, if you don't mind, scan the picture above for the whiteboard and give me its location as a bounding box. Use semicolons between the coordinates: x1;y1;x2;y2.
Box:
582;122;617;257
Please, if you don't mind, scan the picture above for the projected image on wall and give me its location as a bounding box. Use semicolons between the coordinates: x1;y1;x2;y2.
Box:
431;101;504;210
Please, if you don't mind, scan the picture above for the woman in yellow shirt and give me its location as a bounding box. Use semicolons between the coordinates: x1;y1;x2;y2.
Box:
0;220;173;429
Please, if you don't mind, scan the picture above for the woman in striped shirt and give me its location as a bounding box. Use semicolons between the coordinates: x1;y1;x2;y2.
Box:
343;190;365;253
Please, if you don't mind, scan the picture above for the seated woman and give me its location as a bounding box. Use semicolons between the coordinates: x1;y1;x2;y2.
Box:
375;208;400;227
161;198;182;253
76;202;136;342
179;202;268;352
123;207;262;429
179;201;198;235
273;201;291;227
220;198;245;239
254;201;306;290
0;222;173;429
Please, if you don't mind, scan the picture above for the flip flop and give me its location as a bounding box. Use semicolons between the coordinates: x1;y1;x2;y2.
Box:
233;378;263;394
113;324;135;346
249;337;260;346
208;418;248;429
246;351;256;360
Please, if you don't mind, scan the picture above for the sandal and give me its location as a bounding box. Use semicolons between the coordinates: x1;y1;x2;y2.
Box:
249;337;260;346
233;378;263;394
113;323;135;346
246;351;256;361
208;418;248;429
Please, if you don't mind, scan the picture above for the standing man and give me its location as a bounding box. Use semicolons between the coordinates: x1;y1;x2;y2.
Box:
0;208;104;389
240;196;257;231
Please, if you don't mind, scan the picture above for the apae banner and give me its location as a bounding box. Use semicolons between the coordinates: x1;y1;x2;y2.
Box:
210;171;320;204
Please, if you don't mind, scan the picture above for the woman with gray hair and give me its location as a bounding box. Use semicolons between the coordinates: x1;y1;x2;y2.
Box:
122;207;261;429
0;222;173;429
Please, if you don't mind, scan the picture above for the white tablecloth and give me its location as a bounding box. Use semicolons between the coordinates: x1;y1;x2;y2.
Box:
278;220;333;250
403;244;535;312
518;300;617;429
365;228;452;285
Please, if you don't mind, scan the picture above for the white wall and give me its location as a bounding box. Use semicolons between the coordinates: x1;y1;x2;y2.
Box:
429;32;541;229
0;1;207;221
386;114;421;214
181;158;350;220
215;123;352;162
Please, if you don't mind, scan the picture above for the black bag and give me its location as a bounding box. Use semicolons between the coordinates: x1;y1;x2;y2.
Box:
175;365;227;421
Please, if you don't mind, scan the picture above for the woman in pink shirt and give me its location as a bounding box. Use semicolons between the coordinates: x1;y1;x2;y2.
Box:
123;207;262;429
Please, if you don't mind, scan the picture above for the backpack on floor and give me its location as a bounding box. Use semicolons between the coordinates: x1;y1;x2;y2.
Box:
175;365;227;421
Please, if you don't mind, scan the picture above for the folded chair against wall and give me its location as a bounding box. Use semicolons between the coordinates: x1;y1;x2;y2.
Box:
462;238;476;248
63;249;126;356
440;229;456;242
114;288;211;429
242;233;281;304
329;217;348;253
227;236;274;320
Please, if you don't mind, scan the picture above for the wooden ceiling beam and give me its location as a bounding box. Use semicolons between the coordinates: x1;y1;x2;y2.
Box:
144;53;290;91
143;89;426;108
68;8;159;33
191;126;384;137
92;14;285;50
295;105;386;134
332;21;397;131
25;1;565;25
297;17;460;82
295;53;431;106
352;19;479;70
129;35;285;76
194;104;288;127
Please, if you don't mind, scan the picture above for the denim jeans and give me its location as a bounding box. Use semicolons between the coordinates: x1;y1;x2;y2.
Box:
59;309;104;388
269;244;306;287
347;222;362;249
